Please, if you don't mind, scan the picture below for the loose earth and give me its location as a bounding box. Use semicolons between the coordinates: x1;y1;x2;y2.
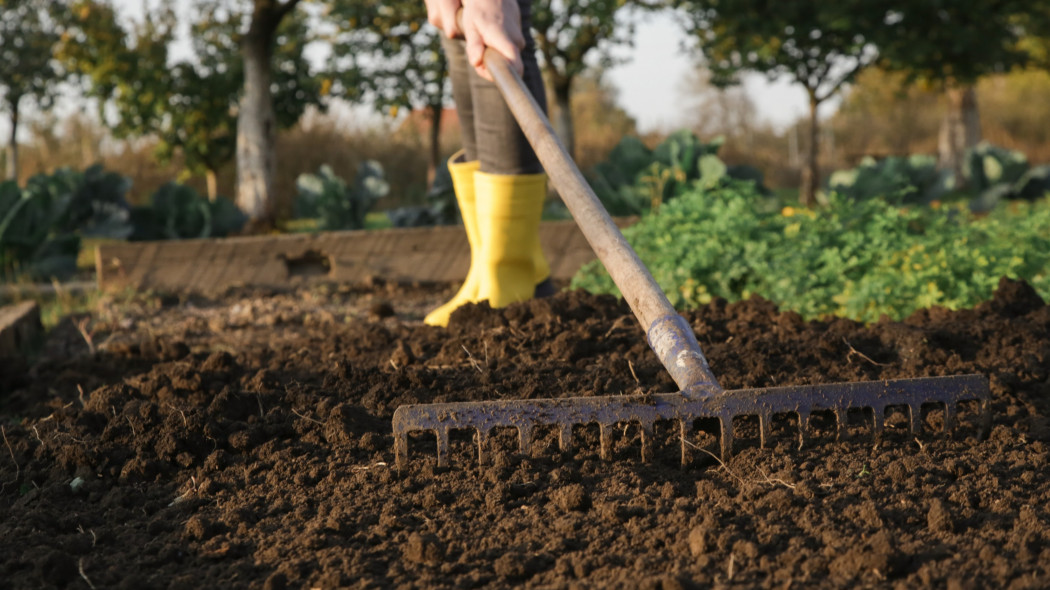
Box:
1;277;1048;588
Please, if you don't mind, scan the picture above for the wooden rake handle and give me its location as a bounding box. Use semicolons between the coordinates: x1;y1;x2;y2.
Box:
454;12;721;396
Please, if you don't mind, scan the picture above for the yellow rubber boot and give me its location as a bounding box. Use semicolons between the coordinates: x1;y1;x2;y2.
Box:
475;171;548;308
424;153;482;327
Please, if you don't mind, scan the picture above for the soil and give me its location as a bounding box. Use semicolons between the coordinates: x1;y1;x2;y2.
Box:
1;276;1049;589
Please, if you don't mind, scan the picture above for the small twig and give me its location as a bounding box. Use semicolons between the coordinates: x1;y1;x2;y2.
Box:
461;345;483;373
727;553;736;581
843;338;888;366
757;469;797;490
914;437;926;452
169;476;200;506
166;404;188;427
682;438;747;487
351;461;389;473
77;385;88;408
627;360;640;384
291;409;324;425
31;426;44;446
603;315;631;339
78;558;97;590
1;426;20;492
683;435;797;491
125;415;138;436
255;395;265;418
77;525;98;547
74;317;96;355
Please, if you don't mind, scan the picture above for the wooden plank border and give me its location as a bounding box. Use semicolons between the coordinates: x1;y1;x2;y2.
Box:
96;218;637;295
0;301;43;359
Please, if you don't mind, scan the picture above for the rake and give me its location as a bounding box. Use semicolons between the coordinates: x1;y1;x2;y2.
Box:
392;39;991;469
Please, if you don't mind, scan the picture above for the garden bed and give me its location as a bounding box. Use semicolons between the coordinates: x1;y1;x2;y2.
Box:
1;277;1048;588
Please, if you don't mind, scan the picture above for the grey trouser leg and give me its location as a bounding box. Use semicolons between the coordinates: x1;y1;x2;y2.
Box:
440;0;546;175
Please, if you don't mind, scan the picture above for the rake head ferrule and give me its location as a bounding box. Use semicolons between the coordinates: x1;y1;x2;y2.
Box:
647;313;721;397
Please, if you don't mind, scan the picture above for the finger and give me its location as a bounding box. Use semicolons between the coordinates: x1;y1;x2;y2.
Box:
442;3;462;38
477;27;524;76
427;5;443;29
466;33;495;82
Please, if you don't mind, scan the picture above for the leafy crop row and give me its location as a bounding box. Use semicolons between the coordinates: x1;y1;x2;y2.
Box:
829;142;1050;212
589;130;770;217
572;181;1050;323
1;166;245;281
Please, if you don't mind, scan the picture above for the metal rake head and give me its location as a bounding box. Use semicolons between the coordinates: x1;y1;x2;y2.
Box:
392;374;990;468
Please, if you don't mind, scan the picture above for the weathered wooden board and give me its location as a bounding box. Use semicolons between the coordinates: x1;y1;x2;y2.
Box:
96;219;636;295
0;301;43;359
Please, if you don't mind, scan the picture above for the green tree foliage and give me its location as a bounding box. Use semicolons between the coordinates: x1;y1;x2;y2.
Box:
677;0;887;206
327;0;449;187
0;0;67;181
59;0;322;201
1014;3;1050;71
532;0;651;159
875;0;1031;184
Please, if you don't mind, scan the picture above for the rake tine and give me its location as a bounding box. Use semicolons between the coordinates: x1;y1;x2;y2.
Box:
476;428;489;466
943;402;957;433
720;416;734;458
395;432;409;468
834;408;847;441
559;423;573;453
640;421;655;462
979;399;992;436
600;423;613;460
436;428;450;467
680;419;692;466
872;406;886;443
797;411;808;449
909;404;924;435
759;413;772;448
518;424;533;456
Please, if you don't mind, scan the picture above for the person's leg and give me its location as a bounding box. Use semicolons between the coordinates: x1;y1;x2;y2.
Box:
422;151;482;327
425;0;553;326
467;0;545;175
423;37;487;327
441;36;477;162
469;0;554;304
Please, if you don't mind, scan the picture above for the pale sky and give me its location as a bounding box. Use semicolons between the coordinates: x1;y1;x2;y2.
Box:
603;11;810;132
10;1;812;140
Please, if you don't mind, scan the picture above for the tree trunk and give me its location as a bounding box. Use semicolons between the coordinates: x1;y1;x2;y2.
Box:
799;92;820;207
426;103;442;190
206;169;219;201
552;80;575;161
938;84;981;187
236;9;280;230
5;97;19;182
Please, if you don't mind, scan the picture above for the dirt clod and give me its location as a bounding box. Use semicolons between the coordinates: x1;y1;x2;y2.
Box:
687;525;709;557
551;483;591;512
403;532;444;564
927;498;955;533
